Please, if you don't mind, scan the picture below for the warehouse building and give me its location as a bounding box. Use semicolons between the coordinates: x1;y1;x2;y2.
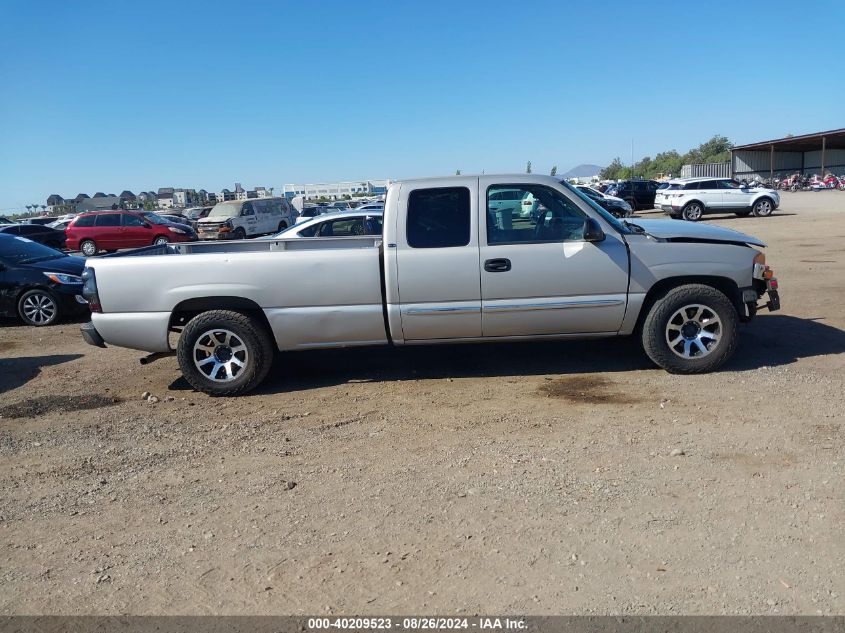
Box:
282;179;392;200
732;128;845;181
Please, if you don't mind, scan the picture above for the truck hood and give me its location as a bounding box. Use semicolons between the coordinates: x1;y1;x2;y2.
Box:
631;219;766;247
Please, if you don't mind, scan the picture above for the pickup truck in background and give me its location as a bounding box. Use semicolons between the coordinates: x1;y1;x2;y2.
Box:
80;175;780;396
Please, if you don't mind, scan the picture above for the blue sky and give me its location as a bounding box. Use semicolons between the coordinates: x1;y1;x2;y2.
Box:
0;0;841;212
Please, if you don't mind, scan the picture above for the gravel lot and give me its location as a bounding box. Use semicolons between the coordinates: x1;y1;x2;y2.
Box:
1;193;844;615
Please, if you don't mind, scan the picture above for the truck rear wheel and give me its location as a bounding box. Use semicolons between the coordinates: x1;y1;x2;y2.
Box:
641;284;738;374
177;310;274;396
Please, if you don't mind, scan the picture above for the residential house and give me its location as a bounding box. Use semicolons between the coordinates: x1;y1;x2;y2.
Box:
119;190;138;209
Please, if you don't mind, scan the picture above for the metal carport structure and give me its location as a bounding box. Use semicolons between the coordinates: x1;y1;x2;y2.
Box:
731;128;845;181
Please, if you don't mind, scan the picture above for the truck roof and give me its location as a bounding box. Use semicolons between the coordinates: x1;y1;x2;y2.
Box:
394;174;564;186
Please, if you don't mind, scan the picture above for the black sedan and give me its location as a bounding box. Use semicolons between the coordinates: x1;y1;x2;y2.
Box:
0;234;88;326
573;184;633;218
0;223;67;249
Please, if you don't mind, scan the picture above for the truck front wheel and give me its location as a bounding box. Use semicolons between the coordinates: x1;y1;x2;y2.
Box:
641;284;738;374
177;310;274;396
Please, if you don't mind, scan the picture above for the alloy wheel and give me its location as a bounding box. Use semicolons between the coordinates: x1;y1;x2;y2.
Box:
665;304;722;359
754;199;773;216
683;204;703;221
192;329;249;382
22;292;57;326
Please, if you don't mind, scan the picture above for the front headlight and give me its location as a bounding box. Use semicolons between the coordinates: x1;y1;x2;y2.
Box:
168;227;187;234
44;272;82;284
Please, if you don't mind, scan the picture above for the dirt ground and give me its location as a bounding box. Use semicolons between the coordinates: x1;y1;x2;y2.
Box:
1;193;844;615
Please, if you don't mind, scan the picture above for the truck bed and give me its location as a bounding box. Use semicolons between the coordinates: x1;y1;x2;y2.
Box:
88;236;388;353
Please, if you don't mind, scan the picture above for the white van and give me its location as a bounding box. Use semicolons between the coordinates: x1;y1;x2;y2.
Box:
196;198;297;240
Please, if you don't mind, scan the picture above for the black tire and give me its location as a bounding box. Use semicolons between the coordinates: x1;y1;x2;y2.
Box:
176;310;274;396
153;235;170;246
752;197;774;217
681;201;704;222
625;198;637;211
18;288;61;326
80;239;97;256
277;222;287;232
641;284;738;374
734;209;752;217
233;228;246;240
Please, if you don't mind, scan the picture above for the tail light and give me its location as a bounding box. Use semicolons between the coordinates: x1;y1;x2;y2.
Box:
81;267;102;313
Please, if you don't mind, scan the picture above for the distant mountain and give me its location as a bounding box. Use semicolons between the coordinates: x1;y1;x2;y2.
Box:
560;164;603;178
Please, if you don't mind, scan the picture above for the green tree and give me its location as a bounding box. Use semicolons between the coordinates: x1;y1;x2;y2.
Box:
550;165;557;177
600;158;629;180
526;161;532;174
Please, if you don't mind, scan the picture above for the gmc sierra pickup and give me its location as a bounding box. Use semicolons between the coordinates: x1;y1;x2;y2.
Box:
80;175;780;395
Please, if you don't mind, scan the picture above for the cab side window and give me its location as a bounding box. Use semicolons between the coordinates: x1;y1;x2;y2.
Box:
241;203;254;217
486;184;587;244
407;187;470;248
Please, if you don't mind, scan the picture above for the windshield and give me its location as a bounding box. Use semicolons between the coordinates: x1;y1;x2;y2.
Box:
207;203;241;218
0;236;66;264
141;212;168;225
185;208;205;219
562;181;630;235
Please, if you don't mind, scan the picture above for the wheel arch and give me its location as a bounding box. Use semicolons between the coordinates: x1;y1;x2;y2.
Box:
169;296;276;347
633;275;743;335
682;198;705;210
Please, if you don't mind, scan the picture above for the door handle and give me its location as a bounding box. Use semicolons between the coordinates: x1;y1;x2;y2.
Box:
484;258;511;272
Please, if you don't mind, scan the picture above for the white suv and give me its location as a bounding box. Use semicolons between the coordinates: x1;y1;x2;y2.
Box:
655;178;780;221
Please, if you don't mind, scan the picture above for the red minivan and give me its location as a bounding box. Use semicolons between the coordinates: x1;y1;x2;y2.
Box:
65;211;197;256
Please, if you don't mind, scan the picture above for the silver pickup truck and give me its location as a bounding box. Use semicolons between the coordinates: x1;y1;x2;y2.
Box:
80;175;780;395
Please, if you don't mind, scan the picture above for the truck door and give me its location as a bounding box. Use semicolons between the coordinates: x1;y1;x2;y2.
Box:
392;180;482;340
479;178;629;337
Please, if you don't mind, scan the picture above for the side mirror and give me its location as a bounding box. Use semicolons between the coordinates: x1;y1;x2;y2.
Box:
584;218;605;242
144;223;153;229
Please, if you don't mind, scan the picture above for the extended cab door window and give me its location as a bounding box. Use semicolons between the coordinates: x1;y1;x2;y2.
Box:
407;187;470;248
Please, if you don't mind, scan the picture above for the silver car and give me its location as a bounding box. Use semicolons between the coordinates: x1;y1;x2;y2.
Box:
272;211;383;238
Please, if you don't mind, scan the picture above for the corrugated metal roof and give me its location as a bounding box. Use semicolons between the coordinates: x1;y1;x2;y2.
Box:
733;128;845;152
